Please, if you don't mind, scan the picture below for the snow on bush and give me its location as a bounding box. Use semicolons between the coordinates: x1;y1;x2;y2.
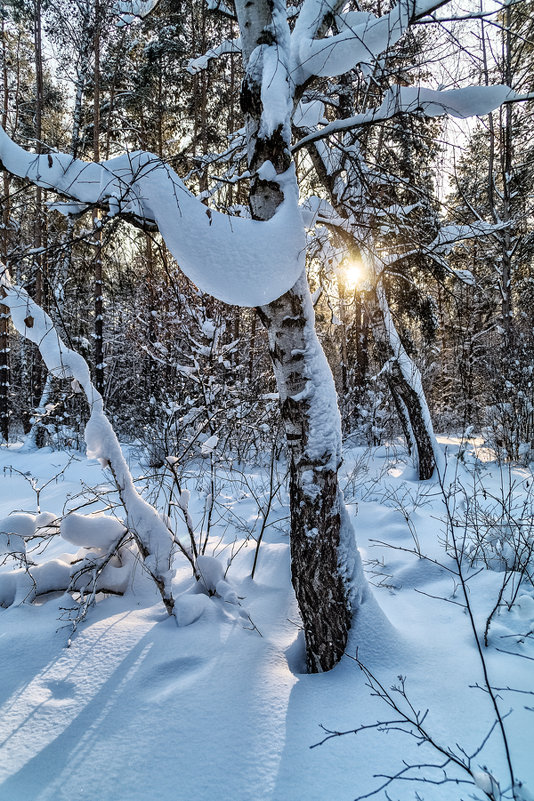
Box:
60;513;127;550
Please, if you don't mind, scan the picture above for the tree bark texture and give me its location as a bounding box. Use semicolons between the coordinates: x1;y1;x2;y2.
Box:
258;275;361;672
1;19;10;441
370;281;441;480
235;0;363;672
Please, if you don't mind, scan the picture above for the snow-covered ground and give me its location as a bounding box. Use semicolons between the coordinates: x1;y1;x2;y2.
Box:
0;438;532;801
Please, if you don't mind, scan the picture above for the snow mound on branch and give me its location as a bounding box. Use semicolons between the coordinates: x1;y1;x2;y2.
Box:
60;513;127;550
0;513;36;538
196;555;225;595
0;129;306;307
293;1;410;81
36;511;58;528
0;532;26;556
383;84;513;119
201;435;218;456
114;0;160;26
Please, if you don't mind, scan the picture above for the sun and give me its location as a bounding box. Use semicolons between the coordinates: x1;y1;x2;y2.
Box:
340;259;366;291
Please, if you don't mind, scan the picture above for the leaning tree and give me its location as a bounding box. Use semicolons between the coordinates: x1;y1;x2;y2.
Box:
0;0;514;670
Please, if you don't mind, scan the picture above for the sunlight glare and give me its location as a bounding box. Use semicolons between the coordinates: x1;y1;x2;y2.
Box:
340;259;366;291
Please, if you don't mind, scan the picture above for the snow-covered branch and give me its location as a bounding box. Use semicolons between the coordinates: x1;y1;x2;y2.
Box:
291;2;412;84
289;0;455;88
0;128;305;307
205;0;236;20
0;270;177;613
293;84;514;151
114;0;161;26
187;38;242;75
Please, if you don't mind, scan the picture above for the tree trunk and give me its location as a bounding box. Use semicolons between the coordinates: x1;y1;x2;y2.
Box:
93;0;104;397
257;275;362;672
235;0;363;672
0;17;10;442
370;280;442;480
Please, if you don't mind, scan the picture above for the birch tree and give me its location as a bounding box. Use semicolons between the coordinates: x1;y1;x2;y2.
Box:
0;0;514;670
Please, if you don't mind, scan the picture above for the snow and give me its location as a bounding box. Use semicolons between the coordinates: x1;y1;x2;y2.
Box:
0;438;533;800
60;513;126;550
187;38;242;75
295;84;514;150
293;99;325;128
0;532;26;556
293;1;410;83
195;554;225;594
0;512;37;538
200;434;219;456
0;129;305;308
114;0;161;26
0;438;534;801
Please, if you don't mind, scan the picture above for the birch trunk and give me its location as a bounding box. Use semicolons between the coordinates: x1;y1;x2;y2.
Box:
371;278;443;479
235;0;363;672
93;0;104;397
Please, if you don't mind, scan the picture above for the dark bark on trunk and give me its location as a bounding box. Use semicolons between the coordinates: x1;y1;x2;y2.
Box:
93;0;104;397
257;278;355;672
1;19;10;441
236;0;360;672
387;363;435;480
369;285;438;480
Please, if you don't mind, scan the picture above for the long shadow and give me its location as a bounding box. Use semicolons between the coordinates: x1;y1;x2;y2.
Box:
0;632;154;801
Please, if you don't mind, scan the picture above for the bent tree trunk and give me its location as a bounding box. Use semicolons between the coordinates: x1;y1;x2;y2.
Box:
371;279;443;480
236;0;363;671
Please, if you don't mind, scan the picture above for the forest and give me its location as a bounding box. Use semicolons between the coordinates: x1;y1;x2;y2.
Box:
0;0;533;799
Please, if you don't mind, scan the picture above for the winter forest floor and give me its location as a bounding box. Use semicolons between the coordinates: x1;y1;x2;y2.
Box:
0;437;533;801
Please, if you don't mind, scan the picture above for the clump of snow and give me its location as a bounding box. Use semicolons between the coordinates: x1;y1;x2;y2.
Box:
293;99;325;128
0;513;36;539
473;769;501;800
196;555;225;595
215;579;239;605
174;593;211;627
201;435;218;456
187;38;241;75
36;511;57;529
114;0;160;26
0;532;26;556
60;513;126;550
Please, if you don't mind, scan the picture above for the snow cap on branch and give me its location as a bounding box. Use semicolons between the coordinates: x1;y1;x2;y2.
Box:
0;128;305;307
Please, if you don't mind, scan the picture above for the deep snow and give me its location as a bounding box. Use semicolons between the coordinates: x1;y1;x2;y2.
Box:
0;438;532;801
